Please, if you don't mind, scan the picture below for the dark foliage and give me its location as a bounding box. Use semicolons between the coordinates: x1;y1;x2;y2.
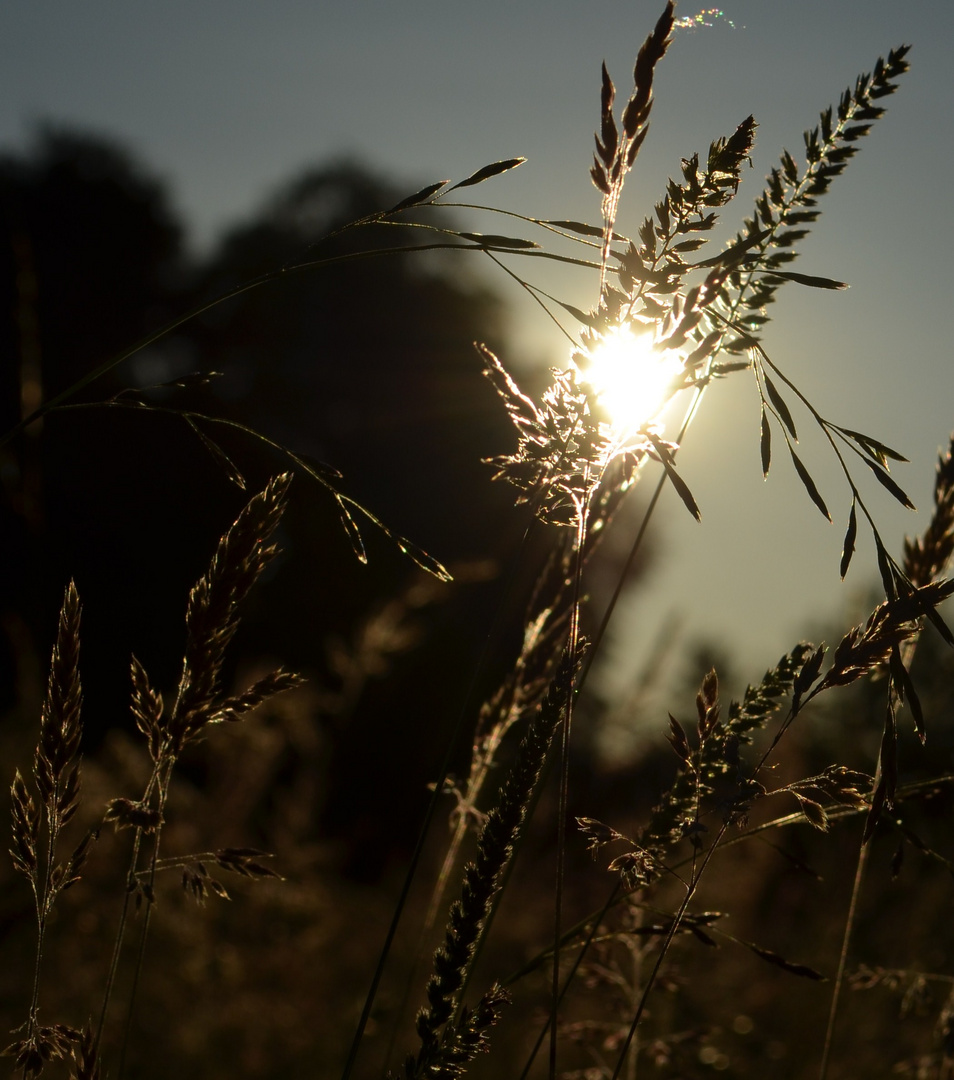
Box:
0;133;521;877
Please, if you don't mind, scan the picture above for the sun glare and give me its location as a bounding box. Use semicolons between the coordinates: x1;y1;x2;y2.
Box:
581;325;684;437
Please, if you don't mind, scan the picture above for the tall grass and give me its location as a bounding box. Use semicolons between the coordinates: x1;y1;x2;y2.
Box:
4;4;954;1078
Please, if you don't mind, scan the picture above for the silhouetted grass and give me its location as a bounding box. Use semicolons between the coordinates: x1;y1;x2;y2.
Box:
5;6;954;1079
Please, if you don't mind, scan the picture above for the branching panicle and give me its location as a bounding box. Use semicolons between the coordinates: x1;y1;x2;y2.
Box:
1;480;306;1074
590;648;812;895
726;45;910;326
480;344;629;525
591;1;675;283
5;584;88;1078
778;766;871;832
34;583;83;827
817;583;954;696
3;1025;83;1080
170;472;292;749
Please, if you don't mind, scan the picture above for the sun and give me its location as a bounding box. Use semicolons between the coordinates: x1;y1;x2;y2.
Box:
579;324;685;437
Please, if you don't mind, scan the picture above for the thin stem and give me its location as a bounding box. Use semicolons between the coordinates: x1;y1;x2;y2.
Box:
481;250;579;346
344;509;546;1080
820;630;920;1078
517;882;622;1080
0;241;597;454
609;821;726;1080
549;490;590;1080
116;756;173;1079
817;816;870;1080
117;897;153;1080
576;379;705;806
97;744;178;1055
627;906;644;1080
27;819;56;1029
94;830;141;1050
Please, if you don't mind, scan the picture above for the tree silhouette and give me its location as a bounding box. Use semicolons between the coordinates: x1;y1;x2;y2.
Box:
0;131;523;875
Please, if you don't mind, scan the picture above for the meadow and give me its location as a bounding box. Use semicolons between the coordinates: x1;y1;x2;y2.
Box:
3;5;954;1078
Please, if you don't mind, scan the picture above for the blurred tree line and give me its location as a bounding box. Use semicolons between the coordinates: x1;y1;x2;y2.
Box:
0;126;527;877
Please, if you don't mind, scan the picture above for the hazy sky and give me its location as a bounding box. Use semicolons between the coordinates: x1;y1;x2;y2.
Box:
3;1;953;701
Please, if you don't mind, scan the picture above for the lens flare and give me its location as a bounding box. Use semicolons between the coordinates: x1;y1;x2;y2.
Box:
581;325;684;436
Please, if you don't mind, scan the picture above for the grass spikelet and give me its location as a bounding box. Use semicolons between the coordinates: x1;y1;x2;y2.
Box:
129;656;163;762
68;1026;100;1080
3;1024;82;1080
394;985;510;1080
34;582;83;828
207;669;306;725
84;477;302;1066
817;582;954;696
594;1;675;283
169;471;292;750
407;655;574;1076
10;770;40;884
4;583;87;1079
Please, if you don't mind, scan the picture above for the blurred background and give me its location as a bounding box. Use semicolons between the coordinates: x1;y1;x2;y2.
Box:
2;3;954;1077
2;0;953;681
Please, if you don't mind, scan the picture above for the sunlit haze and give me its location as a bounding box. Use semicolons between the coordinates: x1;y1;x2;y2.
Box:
580;325;686;440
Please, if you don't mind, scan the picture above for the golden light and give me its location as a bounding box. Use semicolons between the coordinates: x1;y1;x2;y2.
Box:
580;325;684;437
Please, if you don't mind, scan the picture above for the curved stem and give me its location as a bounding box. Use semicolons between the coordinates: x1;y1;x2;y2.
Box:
0;241;599;453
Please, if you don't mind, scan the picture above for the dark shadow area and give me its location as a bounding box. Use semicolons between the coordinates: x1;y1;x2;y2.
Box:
0;127;527;875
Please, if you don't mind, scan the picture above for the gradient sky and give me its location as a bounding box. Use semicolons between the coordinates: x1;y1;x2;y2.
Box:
3;1;953;707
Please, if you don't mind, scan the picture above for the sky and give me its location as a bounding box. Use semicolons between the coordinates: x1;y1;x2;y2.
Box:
3;0;953;709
